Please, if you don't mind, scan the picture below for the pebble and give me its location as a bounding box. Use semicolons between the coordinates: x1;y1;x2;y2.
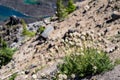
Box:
75;22;80;27
65;38;69;42
80;35;86;41
25;70;30;75
71;74;76;79
32;74;37;79
40;73;46;78
105;45;117;53
55;45;59;50
81;32;86;36
76;42;82;47
25;75;28;79
19;71;25;75
58;74;67;79
73;32;80;37
118;31;120;34
69;41;75;45
29;64;37;69
84;5;90;11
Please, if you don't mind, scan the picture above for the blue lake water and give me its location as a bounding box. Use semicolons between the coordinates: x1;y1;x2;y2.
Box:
0;0;54;22
0;5;30;21
24;0;39;4
0;0;40;21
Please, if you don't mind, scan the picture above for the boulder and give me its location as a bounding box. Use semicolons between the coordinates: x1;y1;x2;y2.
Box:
6;15;21;25
41;26;54;39
43;18;51;25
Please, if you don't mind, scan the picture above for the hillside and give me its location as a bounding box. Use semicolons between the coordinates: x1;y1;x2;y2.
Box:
0;0;120;80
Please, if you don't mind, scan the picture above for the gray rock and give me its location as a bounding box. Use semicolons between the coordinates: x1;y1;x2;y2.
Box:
29;64;37;69
105;45;117;53
41;26;54;38
80;35;86;41
75;22;80;27
10;42;17;48
84;5;90;11
118;31;120;34
43;18;51;25
25;70;30;75
32;74;37;79
29;27;34;31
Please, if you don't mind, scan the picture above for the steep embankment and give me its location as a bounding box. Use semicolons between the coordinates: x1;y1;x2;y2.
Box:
0;0;120;80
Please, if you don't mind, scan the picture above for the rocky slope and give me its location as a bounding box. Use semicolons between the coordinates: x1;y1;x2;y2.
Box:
0;0;120;80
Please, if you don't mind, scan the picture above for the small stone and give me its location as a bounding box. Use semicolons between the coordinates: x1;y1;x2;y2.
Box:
118;31;120;34
69;33;73;37
25;70;30;74
96;24;102;28
71;74;75;78
49;48;54;53
62;74;67;79
73;32;80;37
75;22;80;27
25;75;28;79
29;27;34;31
101;31;105;36
81;32;86;36
80;35;86;41
40;73;46;78
58;74;63;79
68;29;75;33
65;38;68;42
76;42;82;47
69;41;75;45
48;42;55;49
104;28;110;35
84;5;90;11
74;38;79;43
97;33;101;37
61;39;64;43
76;53;80;56
55;46;59;50
28;44;33;48
105;45;117;53
19;71;25;75
29;64;37;69
32;74;37;79
43;18;51;25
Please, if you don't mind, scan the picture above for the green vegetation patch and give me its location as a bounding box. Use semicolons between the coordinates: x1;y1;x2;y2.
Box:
0;38;16;68
56;0;68;21
9;73;17;80
67;0;76;14
57;47;113;79
38;26;45;34
21;20;35;37
56;0;76;21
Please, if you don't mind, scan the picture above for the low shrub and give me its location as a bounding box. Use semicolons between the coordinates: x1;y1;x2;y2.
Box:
38;26;45;34
67;0;76;14
56;0;68;21
22;28;35;37
9;73;17;80
0;38;16;68
0;47;16;68
21;20;35;37
58;47;113;79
